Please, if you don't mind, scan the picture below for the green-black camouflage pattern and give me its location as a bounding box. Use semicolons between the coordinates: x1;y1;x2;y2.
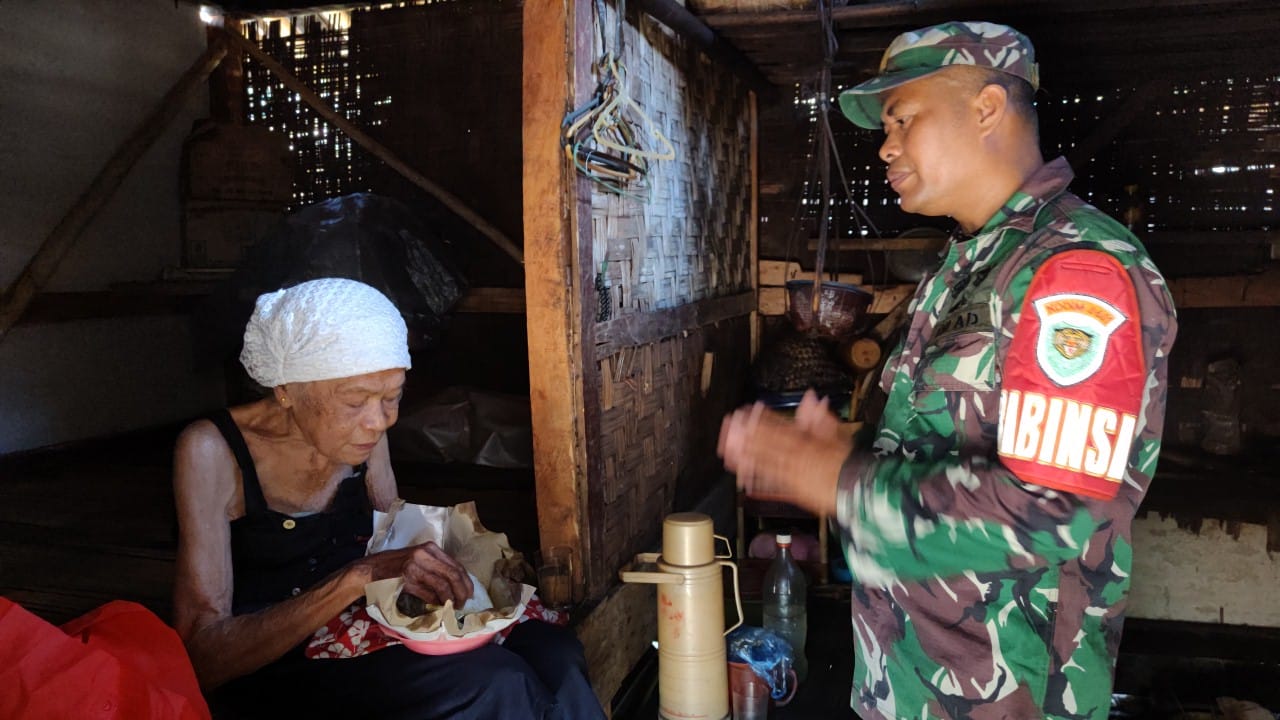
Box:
835;157;1177;719
839;21;1040;130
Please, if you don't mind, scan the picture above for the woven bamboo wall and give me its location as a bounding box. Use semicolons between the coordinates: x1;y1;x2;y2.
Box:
585;6;754;587
243;16;373;211
759;75;1280;270
242;3;524;286
590;8;753;317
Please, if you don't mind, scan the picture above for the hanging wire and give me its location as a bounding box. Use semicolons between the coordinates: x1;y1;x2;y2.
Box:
813;0;886;285
562;0;675;196
782;113;821;273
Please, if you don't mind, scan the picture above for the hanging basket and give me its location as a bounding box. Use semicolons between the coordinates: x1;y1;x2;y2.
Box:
785;280;872;342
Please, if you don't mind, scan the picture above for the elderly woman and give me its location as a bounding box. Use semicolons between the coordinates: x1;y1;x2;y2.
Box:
172;278;603;719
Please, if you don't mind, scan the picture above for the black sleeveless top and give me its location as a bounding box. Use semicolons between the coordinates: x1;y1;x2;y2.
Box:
208;410;374;616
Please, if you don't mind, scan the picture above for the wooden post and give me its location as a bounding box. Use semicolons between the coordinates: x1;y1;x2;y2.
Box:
749;91;761;360
208;21;245;124
523;0;591;598
0;41;228;341
217;28;524;265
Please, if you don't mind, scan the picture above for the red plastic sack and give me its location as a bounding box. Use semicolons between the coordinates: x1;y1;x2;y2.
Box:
0;597;211;720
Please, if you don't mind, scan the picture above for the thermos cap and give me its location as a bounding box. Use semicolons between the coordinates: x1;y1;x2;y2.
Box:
662;512;715;566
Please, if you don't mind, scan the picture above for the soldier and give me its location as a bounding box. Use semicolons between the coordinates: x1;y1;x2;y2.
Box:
719;21;1177;719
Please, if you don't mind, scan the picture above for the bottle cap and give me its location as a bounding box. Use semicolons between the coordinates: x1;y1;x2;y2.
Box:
776;533;792;545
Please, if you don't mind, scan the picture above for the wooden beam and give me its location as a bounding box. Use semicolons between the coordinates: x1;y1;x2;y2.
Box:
806;236;945;252
453;287;526;314
18;286;527;326
631;0;775;99
0;41;229;341
757;284;912;316
1169;266;1280;308
217;28;524;266
20;291;204;326
523;0;593;607
749;91;761;361
594;291;756;358
702;0;1268;29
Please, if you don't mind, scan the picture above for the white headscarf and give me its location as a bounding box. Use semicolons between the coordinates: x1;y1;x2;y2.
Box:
240;277;411;388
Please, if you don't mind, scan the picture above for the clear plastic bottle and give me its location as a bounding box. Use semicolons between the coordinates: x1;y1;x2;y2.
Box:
761;533;808;681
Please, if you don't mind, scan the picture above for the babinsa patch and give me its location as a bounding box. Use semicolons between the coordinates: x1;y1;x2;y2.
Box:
1032;293;1125;386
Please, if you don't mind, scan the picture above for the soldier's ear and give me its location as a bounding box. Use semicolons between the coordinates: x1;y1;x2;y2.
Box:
974;83;1009;136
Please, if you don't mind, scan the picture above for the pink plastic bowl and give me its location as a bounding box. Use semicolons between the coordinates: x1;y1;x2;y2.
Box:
398;630;498;655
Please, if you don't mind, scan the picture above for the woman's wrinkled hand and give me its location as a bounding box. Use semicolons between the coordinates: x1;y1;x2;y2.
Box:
360;541;474;607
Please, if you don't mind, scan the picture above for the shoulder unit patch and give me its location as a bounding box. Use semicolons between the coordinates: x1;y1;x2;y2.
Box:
1032;294;1126;386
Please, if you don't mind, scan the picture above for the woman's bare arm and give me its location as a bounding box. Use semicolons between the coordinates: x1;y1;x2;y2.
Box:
171;421;368;690
172;425;471;690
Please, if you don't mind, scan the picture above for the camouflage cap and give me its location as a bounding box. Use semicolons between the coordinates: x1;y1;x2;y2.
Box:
837;21;1040;129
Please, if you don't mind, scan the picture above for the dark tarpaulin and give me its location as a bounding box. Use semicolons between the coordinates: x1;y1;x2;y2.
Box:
195;192;468;380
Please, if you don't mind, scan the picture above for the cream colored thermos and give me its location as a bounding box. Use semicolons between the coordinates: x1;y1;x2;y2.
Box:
621;512;743;720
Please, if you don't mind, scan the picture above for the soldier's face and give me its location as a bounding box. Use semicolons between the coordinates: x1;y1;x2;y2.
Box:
877;74;981;219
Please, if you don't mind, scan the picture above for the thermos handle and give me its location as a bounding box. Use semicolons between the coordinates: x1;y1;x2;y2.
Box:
619;553;684;585
714;534;734;560
719;560;744;636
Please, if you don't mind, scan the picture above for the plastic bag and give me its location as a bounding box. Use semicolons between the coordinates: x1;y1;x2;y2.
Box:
726;626;795;701
194;192;468;370
388;386;533;468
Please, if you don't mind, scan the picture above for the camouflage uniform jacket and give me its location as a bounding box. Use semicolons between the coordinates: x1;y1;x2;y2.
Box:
836;157;1177;719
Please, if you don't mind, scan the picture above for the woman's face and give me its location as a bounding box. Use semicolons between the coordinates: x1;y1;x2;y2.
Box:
285;368;406;465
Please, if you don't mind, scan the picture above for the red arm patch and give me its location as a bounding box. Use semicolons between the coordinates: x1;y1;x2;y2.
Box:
998;250;1146;500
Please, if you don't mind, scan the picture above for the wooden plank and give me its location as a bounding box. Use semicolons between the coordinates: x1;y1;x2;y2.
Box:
19;286;527;325
594;291;755;358
0;41;229;341
218;28;523;266
574;581;657;712
454;287;527;314
523;0;591;604
1170;266;1280;308
806;236;945;251
758;284;911;316
760;260;864;287
759;260;801;286
869;284;915;314
759;286;787;316
571;0;610;602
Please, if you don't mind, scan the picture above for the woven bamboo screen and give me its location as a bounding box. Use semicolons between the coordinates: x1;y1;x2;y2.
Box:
590;8;754;317
586;7;754;582
242;15;374;211
241;4;525;286
760;74;1279;265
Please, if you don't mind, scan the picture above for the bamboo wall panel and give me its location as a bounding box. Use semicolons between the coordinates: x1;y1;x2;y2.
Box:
590;7;754;319
594;318;751;578
583;6;754;591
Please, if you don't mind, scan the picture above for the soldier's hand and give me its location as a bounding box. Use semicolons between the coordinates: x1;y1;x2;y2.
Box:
718;401;850;517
